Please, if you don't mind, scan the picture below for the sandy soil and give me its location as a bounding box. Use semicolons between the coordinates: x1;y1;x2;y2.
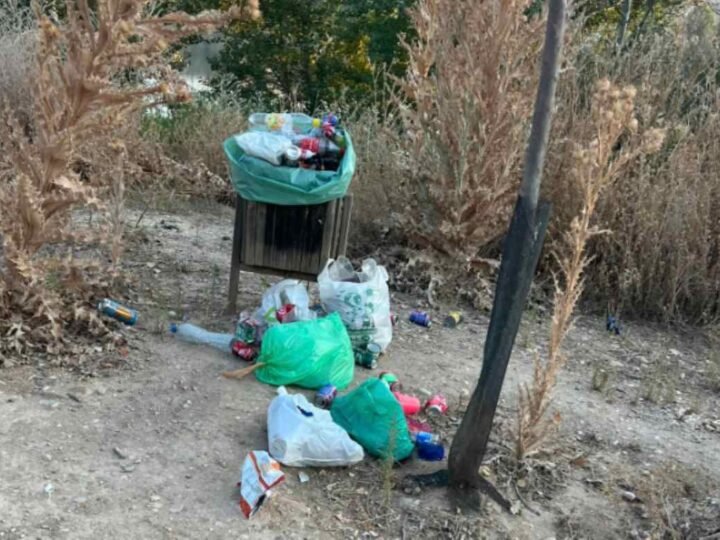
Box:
1;201;718;539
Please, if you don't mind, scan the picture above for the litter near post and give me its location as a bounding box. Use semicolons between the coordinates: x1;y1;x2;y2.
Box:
414;431;440;444
267;387;363;467
314;384;338;409
170;323;233;353
406;418;432;438
443;311;463;328
318;257;393;353
409;310;431;328
424;395;448;415
97;299;138;326
330;378;414;461
416;439;445;461
393;391;421;416
237;450;285;519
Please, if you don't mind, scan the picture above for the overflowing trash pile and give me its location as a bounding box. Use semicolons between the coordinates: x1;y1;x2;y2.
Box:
168;256;457;518
224;112;356;206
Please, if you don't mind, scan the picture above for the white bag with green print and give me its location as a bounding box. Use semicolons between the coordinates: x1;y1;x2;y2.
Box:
318;257;392;352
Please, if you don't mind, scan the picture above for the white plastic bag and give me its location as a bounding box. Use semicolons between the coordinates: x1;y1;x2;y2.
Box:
267;387;364;467
255;279;315;323
237;450;285;519
318;257;392;351
234;131;294;165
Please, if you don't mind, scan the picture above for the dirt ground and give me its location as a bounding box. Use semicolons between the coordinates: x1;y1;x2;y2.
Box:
1;200;719;539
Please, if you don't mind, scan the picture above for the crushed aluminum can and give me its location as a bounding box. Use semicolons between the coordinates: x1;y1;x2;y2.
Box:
424;394;448;415
231;340;258;361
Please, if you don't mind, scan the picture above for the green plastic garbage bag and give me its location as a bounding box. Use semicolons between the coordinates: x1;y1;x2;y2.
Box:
223;132;356;206
256;313;354;390
330;378;414;461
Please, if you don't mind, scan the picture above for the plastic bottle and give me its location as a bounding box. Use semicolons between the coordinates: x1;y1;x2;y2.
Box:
392;391;421;415
170;323;233;353
283;145;316;166
248;113;317;135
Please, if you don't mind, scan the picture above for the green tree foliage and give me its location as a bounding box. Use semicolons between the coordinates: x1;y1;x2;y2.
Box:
581;0;685;37
212;0;412;109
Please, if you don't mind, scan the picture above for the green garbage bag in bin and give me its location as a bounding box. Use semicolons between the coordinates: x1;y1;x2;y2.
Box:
331;378;414;461
256;313;354;390
223;132;356;206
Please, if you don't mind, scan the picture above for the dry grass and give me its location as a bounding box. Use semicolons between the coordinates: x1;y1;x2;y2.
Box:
140;90;247;179
546;6;720;323
0;0;36;131
0;0;258;357
394;0;544;257
626;462;719;539
515;80;664;460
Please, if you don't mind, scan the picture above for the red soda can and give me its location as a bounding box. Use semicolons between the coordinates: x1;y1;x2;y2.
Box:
425;394;448;415
276;304;295;323
231;340;257;361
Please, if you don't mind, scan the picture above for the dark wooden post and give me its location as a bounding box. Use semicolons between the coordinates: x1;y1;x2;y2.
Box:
447;0;568;499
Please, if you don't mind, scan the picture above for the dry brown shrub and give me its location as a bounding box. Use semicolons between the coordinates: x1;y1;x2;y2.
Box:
516;80;665;460
0;0;258;358
395;0;544;257
546;6;720;323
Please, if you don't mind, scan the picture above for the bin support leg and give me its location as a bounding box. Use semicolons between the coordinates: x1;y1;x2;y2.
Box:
226;196;243;314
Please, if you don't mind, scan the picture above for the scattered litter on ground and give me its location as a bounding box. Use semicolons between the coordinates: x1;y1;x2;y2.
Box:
97;299;139;326
237;451;285;519
330;378;414;461
409;310;432;327
170;322;233;353
319;257;393;358
267;386;363;467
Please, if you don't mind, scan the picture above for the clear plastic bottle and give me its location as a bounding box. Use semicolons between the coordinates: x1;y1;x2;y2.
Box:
248;113;317;135
170;323;233;353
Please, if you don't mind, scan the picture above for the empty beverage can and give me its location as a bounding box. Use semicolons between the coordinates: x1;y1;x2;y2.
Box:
424;394;448;415
97;299;138;326
354;342;381;369
443;311;463;328
231;340;258;361
314;384;337;408
409;310;431;327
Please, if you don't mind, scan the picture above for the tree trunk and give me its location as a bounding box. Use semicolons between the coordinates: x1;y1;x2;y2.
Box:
448;0;567;490
616;0;633;52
